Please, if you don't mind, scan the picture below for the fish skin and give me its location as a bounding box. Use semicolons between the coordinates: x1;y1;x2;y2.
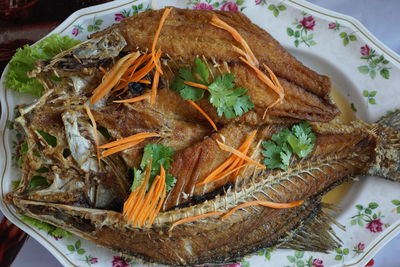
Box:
7;117;400;266
89;7;339;123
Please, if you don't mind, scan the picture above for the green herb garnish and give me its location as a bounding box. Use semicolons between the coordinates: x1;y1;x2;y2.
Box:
262;122;316;170
131;143;176;192
37;130;57;147
172;58;254;119
21;215;72;238
4;34;80;96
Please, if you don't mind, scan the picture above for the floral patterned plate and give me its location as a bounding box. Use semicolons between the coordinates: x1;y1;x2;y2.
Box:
1;0;400;266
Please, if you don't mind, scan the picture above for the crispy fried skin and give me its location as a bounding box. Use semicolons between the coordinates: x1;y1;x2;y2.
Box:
91;8;339;123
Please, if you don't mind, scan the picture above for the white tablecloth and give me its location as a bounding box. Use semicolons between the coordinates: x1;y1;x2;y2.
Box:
2;0;400;266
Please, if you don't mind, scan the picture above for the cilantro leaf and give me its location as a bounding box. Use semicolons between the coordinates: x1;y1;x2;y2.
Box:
171;59;207;101
208;73;254;119
130;168;144;192
139;143;176;192
193;57;209;83
5;34;80;96
287;122;316;158
262;122;316;170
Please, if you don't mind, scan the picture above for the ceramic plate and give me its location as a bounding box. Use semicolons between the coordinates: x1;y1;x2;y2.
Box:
1;0;400;266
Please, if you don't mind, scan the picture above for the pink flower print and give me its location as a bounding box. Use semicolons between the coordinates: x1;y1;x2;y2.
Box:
300;16;316;30
312;258;324;267
220;2;239;12
360;45;371;56
114;13;125;21
255;0;263;5
89;257;98;264
357;242;365;251
72;27;79;37
328;22;336;29
112;256;129;267
366;218;383;233
193;3;214;10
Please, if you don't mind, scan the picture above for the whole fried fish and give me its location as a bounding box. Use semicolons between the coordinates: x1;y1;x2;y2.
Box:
7;7;400;267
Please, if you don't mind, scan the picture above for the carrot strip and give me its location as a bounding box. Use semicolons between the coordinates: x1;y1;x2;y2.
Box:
216;140;265;169
184;81;208;90
187;100;218;131
90;52;140;105
147;165;166;226
198;163;250;186
143;173;164;226
169;211;223;232
138;79;151;84
100;139;145;158
127;161;152;222
113;93;151;104
136;175;160;226
234;130;257;176
84;105;100;166
151;7;172;74
222;200;304;219
210;15;258;66
99;132;160;149
197;155;236;186
150;70;160;105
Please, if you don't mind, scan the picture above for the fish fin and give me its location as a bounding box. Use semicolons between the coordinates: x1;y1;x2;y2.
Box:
276;202;343;252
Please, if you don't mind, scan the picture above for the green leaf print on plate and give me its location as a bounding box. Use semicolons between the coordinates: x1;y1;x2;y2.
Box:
358;45;390;79
362;90;377;105
287;14;317;47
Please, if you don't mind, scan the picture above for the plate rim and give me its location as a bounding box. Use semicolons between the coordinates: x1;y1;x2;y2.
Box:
1;0;399;266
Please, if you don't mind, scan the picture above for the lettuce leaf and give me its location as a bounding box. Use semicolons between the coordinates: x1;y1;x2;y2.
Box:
4;34;80;96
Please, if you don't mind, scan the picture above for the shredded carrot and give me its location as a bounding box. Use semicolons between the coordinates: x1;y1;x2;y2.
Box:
184;81;209;90
151;7;172;74
90;52;141;105
198;163;250;186
222;200;304;219
100;139;145;158
169;211;223;232
84;104;100;167
147;178;166;226
138;79;151;84
216;140;265;169
197;155;236;186
150;70;160;105
233;130;257;176
99;132;160;149
144;165;166;226
135;175;160;226
187;100;218;131
211;15;258;66
113;93;151;104
99;66;106;73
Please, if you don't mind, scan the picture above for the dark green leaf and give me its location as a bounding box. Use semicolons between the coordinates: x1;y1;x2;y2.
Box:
339;32;347;38
132;5;138;10
369;98;376;104
369;69;377;79
335;255;343;261
294;31;300;38
278;5;286;11
380;68;390;79
365;208;372;215
6;120;14;130
373;213;377;219
335;248;342;253
87;25;94;32
63;148;71;158
75;239;81;249
362;90;369;97
138;3;143;9
392;200;400;206
11;180;20;190
77;248;86;255
95;19;103;25
297;260;305;267
67;245;75;251
171;68;205;101
383;59;390;64
98;126;112;140
343;38;349;46
349;34;357;41
273;9;279;17
294;40;300;47
20;141;28;154
295;251;304;258
358;65;370;74
236;0;245;5
130;168;144;192
369;202;379;209
287;27;294;36
268;4;275;10
36;167;50;173
29;175;49;189
287;255;296;262
38;130;57;147
343;248;349;255
369;91;377;97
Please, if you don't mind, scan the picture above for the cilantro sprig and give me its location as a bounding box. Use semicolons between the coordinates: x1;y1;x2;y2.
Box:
262;122;316;170
130;143;176;192
172;58;254;119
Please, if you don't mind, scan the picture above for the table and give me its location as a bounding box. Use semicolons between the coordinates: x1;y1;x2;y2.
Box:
1;0;400;266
